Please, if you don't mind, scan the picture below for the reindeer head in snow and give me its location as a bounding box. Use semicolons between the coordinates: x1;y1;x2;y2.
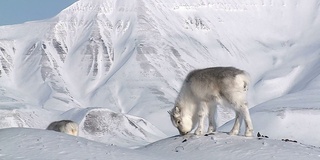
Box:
168;105;193;135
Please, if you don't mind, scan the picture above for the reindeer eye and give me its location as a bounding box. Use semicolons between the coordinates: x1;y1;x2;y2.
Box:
177;120;181;124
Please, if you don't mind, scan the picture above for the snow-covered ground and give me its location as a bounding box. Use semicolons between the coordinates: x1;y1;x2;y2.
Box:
1;128;320;160
1;0;320;159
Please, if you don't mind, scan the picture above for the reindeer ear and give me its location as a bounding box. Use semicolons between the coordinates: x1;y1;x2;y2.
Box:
173;106;180;116
174;106;180;113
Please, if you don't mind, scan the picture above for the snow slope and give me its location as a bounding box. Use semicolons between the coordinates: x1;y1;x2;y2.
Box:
1;128;320;160
142;133;320;160
0;128;163;160
1;0;320;159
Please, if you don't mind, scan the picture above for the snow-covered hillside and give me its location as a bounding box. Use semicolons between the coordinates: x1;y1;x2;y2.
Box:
1;0;320;159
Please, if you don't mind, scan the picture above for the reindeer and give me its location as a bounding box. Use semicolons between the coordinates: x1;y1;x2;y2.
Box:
46;120;79;136
169;67;253;137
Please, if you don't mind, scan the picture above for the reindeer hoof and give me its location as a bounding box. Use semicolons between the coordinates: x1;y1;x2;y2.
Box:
229;130;239;136
245;130;254;137
207;126;216;133
195;128;203;135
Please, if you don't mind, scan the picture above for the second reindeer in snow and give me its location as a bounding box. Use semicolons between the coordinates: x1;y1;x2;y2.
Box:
169;67;253;137
46;120;79;136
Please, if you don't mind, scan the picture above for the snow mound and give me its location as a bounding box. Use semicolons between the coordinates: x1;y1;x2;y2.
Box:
0;128;162;160
62;108;166;148
141;133;320;160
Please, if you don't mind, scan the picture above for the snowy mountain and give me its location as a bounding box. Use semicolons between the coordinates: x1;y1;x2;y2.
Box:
1;0;320;158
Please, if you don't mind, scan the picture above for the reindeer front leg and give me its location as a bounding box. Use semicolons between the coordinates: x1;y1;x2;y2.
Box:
207;104;217;133
195;102;208;135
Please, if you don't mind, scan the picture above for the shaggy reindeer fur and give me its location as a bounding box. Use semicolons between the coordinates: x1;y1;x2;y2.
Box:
169;67;253;137
46;120;79;136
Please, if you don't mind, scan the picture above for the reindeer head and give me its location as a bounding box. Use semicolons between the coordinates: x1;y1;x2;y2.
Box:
168;105;193;135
